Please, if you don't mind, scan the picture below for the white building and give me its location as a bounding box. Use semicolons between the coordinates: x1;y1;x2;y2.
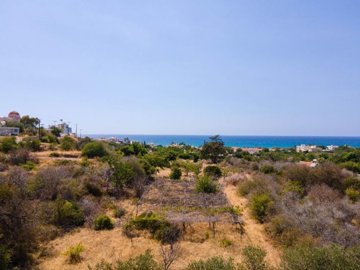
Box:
296;144;317;153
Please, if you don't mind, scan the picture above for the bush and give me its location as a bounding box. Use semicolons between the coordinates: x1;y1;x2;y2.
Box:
94;215;114;230
64;243;84;264
116;250;159;270
170;166;182;180
204;165;222;180
281;244;360;270
0;137;17;153
196;176;218;193
60;136;77;151
53;200;85;229
341;161;360;173
250;193;274;223
260;164;276;174
266;215;301;247
237;177;270;197
240;245;267;270
187;257;235;270
8;148;32;165
82;142;107;158
125;212;181;244
153;223;181;244
345;188;360;203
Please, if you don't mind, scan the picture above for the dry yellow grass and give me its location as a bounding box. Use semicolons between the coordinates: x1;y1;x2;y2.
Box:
37;171;281;270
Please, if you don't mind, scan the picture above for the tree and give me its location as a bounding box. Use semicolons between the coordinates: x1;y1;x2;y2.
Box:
82;141;107;158
159;244;181;270
170;166;182;180
200;136;226;163
60;136;77;151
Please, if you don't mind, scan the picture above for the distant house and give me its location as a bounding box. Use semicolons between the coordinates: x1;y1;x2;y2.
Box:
296;144;317;152
0;127;20;136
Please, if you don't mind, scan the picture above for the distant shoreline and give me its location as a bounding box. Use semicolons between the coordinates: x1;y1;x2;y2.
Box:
86;134;360;148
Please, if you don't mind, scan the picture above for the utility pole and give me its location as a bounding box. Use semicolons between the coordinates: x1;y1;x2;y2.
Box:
76;124;78;138
38;119;41;140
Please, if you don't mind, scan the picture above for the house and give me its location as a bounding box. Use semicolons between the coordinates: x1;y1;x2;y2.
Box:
296;144;317;152
0;127;20;136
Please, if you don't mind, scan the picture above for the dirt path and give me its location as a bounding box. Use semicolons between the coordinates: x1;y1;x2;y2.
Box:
220;177;281;267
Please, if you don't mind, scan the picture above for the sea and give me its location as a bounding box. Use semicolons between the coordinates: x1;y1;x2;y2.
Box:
88;135;360;148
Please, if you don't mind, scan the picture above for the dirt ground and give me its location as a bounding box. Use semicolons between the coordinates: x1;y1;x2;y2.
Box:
37;172;281;270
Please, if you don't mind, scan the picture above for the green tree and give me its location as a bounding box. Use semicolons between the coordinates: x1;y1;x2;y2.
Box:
82;141;108;158
200;135;226;163
60;136;77;151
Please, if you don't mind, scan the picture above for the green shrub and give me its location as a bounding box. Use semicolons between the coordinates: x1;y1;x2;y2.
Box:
0;137;17;153
53;200;85;229
125;212;180;244
220;238;232;248
240;245;267;270
86;182;103;197
21;161;36;171
0;245;11;270
170;166;182;180
60;136;77;151
153;223;181;244
281;244;360;270
345;188;360;203
341;161;360;173
82;142;107;158
260;164;276;174
250;193;273;223
283;181;305;197
94;215;114;230
187;257;235;270
196;176;218;193
204;165;222;180
116;250;159;270
64;243;84;264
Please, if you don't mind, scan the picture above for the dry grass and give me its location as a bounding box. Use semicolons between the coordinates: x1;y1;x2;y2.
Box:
37;172;281;270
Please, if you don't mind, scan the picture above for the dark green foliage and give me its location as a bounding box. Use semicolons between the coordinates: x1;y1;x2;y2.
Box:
125;212;181;244
86;182;103;197
250;193;274;223
0;183;37;268
260;164;276;174
153;223;181;244
82;141;108;158
241;245;267;270
187;257;235;270
120;142;148;157
341;161;360;173
281;244;360;270
60;136;77;151
204;165;222;180
21;138;41;151
116;250;160;270
200;135;226;163
170;166;182;180
0;137;17;153
53;200;85;229
94;215;114;230
0;245;11;270
195;176;218;193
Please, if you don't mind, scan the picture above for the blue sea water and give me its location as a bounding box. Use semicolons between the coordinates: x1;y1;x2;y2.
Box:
88;135;360;148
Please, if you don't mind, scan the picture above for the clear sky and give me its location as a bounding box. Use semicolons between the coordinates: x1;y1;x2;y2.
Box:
0;1;359;136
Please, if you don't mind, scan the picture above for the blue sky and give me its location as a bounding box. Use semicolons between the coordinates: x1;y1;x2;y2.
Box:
0;1;359;136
